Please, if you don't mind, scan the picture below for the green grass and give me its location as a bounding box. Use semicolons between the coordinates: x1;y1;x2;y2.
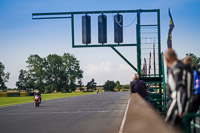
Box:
0;92;95;107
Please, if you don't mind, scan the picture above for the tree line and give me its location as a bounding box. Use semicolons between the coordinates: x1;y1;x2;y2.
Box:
1;53;199;91
15;53;83;93
0;53;125;92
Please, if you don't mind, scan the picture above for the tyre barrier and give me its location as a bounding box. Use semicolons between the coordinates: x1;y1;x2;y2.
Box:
7;92;20;97
20;92;27;97
0;92;28;97
0;92;8;97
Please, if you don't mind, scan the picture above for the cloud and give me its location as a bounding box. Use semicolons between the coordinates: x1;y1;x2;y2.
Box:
82;62;135;85
85;62;112;74
116;63;132;72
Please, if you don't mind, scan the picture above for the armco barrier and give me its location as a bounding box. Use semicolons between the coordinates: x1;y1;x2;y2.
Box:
7;92;20;97
0;92;8;97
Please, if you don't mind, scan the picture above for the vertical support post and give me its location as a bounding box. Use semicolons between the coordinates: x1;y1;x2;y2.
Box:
157;11;163;109
71;14;75;47
136;11;141;77
157;9;162;77
193;118;196;133
161;53;166;113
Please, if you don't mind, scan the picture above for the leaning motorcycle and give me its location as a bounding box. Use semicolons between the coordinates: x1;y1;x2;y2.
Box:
34;94;41;107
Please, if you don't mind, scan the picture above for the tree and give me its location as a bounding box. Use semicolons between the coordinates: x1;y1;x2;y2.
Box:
185;53;200;70
45;54;63;92
25;71;35;89
62;53;83;92
16;69;28;90
26;55;46;92
0;62;10;89
116;81;122;91
86;78;97;91
103;80;116;91
122;84;130;90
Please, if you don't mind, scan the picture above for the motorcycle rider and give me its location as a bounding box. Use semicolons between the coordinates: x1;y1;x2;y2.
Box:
34;91;42;103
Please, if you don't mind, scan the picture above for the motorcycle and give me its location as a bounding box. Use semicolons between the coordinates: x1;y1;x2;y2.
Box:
34;94;41;107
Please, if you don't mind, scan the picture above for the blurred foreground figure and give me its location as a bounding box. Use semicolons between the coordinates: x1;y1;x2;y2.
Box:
130;74;149;101
164;48;191;126
183;57;200;114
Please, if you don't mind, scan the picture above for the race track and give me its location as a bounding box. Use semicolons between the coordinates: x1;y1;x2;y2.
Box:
0;92;129;133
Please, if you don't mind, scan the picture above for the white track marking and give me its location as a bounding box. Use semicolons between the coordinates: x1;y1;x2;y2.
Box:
119;98;130;133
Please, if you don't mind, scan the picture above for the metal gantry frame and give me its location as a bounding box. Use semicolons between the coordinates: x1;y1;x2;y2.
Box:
32;10;200;130
32;9;162;79
32;9;167;114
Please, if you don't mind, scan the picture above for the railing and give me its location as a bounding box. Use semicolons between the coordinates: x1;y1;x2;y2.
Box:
182;111;200;133
147;53;168;115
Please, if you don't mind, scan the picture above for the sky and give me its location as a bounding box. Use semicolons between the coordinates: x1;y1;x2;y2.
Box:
0;0;200;88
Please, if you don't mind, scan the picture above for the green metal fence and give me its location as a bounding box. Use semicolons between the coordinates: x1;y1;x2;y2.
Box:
182;111;200;133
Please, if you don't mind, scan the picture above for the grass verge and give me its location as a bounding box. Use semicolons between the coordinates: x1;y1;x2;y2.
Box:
0;92;95;107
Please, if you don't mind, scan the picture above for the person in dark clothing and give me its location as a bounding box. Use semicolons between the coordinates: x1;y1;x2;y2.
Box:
164;48;190;126
130;74;149;101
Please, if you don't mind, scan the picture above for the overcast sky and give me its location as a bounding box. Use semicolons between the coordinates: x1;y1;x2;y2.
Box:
0;0;200;88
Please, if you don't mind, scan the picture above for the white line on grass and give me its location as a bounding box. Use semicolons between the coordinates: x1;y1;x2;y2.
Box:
119;98;130;133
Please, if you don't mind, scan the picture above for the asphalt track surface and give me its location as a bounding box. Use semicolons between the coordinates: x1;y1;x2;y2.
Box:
0;92;129;133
